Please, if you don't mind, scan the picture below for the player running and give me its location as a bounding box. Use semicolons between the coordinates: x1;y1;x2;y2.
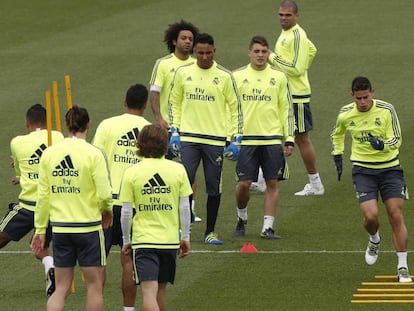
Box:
331;76;411;282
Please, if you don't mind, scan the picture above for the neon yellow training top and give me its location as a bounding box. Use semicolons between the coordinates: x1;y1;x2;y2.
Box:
331;99;402;169
35;137;113;234
93;113;151;204
168;60;243;146
233;64;295;145
149;53;195;121
119;158;192;249
10;129;64;211
269;24;317;104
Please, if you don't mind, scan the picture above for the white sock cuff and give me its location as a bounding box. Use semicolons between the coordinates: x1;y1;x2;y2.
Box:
237;207;248;221
42;255;54;274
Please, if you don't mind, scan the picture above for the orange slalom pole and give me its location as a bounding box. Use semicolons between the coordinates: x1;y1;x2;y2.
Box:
65;75;73;109
52;81;62;132
45;90;52;146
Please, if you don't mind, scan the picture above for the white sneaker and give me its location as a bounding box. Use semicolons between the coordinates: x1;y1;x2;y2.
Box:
250;182;266;193
365;240;380;265
294;183;324;196
398;267;412;283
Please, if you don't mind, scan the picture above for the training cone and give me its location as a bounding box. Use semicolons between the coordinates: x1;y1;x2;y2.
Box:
240;242;258;253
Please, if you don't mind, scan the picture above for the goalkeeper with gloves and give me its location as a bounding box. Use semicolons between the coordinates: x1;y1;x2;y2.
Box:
330;76;411;282
167;33;243;245
232;36;295;240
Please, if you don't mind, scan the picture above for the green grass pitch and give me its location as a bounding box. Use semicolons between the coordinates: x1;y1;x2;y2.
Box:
1;0;414;310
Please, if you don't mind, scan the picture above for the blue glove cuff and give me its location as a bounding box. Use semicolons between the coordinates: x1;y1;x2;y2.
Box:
233;135;242;144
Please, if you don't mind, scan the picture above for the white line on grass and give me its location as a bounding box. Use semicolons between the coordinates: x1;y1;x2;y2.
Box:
1;249;412;254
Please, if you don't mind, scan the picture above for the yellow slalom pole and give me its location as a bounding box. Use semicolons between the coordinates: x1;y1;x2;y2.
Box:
65;75;73;109
358;288;414;292
354;293;414;298
52;81;62;132
352;300;414;304
45;90;52;146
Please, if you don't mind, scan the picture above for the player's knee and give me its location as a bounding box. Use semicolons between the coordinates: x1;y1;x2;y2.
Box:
237;180;251;192
388;209;404;227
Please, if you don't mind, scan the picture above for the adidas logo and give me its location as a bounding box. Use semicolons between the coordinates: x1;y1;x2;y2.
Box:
52;155;79;177
117;128;139;147
186;76;193;81
28;144;47;165
141;173;171;195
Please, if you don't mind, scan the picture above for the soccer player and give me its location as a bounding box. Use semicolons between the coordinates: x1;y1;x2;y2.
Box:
149;19;199;132
233;36;295;239
0;103;64;296
149;19;202;222
119;124;192;311
168;33;243;245
32;105;113;310
268;0;324;196
331;76;411;282
92;83;151;311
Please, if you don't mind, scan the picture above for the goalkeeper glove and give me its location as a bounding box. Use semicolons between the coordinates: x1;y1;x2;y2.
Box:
223;135;242;160
169;127;181;156
368;133;384;150
333;155;342;181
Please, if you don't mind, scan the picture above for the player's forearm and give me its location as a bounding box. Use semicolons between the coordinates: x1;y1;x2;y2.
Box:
179;197;191;241
269;52;306;77
34;201;50;234
150;91;163;120
121;202;133;245
331;137;345;156
95;160;114;212
168;95;182;128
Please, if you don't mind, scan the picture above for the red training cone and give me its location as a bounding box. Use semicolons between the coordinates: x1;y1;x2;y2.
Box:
240;242;258;253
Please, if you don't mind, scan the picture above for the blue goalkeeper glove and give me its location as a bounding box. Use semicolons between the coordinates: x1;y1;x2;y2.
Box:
368;133;384;150
169;127;181;156
223;135;242;160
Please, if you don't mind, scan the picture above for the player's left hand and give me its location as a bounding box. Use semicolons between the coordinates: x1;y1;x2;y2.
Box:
368;133;384;150
283;142;294;157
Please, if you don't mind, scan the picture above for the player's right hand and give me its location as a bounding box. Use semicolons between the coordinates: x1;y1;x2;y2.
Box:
223;135;242;160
